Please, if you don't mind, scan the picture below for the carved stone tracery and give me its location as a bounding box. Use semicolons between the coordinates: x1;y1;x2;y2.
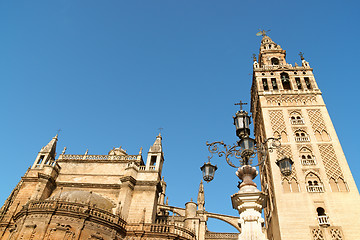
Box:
318;144;344;181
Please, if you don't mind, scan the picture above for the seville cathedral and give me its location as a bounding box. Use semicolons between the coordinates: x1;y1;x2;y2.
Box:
1;34;360;240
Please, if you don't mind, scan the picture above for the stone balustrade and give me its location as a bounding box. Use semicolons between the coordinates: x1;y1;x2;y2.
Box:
17;200;126;228
307;185;324;193
301;158;316;166
291;119;305;125
58;154;140;161
254;63;310;71
127;223;195;240
205;232;239;240
318;215;330;226
295;136;310;142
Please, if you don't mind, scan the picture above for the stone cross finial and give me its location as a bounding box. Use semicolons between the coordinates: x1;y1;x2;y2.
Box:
299;52;305;60
252;54;257;62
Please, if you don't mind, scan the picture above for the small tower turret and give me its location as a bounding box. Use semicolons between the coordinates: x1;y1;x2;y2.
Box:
31;135;58;169
259;34;286;67
145;133;164;173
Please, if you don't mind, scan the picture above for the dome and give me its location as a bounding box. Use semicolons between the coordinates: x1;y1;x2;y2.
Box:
48;190;115;211
108;146;127;156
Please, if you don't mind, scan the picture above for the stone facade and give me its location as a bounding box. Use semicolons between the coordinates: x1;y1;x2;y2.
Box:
0;134;239;240
251;35;360;239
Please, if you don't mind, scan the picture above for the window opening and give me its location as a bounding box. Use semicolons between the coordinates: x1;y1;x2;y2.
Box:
295;77;302;89
271;58;279;65
306;173;324;193
150;156;157;166
262;78;269;91
280;73;291;90
304;77;312;89
38;155;45;165
271;78;278;90
316;207;330;226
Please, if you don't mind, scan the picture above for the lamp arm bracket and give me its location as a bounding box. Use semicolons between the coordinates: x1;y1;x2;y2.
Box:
206;141;239;168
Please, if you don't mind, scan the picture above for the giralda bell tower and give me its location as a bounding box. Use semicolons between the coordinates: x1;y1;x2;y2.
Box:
250;33;360;240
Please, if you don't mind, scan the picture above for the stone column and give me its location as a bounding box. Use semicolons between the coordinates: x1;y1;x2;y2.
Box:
231;165;267;240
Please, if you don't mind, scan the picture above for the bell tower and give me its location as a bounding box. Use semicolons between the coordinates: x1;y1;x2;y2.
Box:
251;33;360;240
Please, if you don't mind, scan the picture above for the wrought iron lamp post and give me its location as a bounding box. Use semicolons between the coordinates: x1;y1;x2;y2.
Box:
200;101;287;184
200;101;292;240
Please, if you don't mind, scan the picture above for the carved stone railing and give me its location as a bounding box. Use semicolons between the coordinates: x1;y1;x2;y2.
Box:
255;64;310;71
307;185;324;193
14;200;126;229
205;232;239;240
318;215;330;227
301;158;316;166
127;223;195;240
295;136;310;142
291;119;305;125
58;154;140;161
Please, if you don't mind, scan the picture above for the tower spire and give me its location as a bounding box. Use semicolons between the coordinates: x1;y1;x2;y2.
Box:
149;133;162;153
197;180;205;211
31;135;58;169
257;34;286;67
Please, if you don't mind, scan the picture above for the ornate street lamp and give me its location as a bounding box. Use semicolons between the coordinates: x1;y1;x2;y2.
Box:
201;101;283;184
200;162;218;183
276;157;294;176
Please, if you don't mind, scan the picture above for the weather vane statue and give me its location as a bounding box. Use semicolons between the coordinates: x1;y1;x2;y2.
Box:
256;29;271;37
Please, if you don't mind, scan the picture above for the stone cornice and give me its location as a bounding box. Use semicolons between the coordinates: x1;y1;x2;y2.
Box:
38;173;56;187
120;176;137;186
57;182;121;189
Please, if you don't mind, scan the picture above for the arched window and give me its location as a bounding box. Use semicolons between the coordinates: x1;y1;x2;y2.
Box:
262;78;269;91
280;72;291;90
305;172;324;193
321;130;330;141
294;130;309;142
316;207;330;226
271;57;279;65
329;177;348;192
299;147;316;165
281;131;288;143
304;77;312;89
289;112;304;125
282;178;299;193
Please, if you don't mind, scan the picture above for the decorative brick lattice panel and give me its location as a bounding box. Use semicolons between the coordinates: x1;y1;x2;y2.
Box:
269;110;286;134
307;109;327;132
318;144;344;181
311;228;325;240
266;95;317;106
297;144;313;151
330;228;343;240
276;145;292;159
276;146;297;181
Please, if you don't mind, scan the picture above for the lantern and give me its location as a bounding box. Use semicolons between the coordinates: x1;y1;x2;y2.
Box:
233;111;251;139
276;157;294;176
200;162;218;183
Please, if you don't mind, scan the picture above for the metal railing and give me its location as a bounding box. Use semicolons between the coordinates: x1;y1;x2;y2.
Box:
307;185;324;193
301;158;316;166
318;215;330;226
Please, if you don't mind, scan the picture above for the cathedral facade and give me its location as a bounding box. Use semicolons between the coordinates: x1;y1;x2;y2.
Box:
0;35;359;240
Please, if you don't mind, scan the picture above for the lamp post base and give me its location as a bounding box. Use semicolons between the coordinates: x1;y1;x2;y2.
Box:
232;166;268;240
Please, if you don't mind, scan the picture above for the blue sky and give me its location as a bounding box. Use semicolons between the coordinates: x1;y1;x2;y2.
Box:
1;0;359;232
